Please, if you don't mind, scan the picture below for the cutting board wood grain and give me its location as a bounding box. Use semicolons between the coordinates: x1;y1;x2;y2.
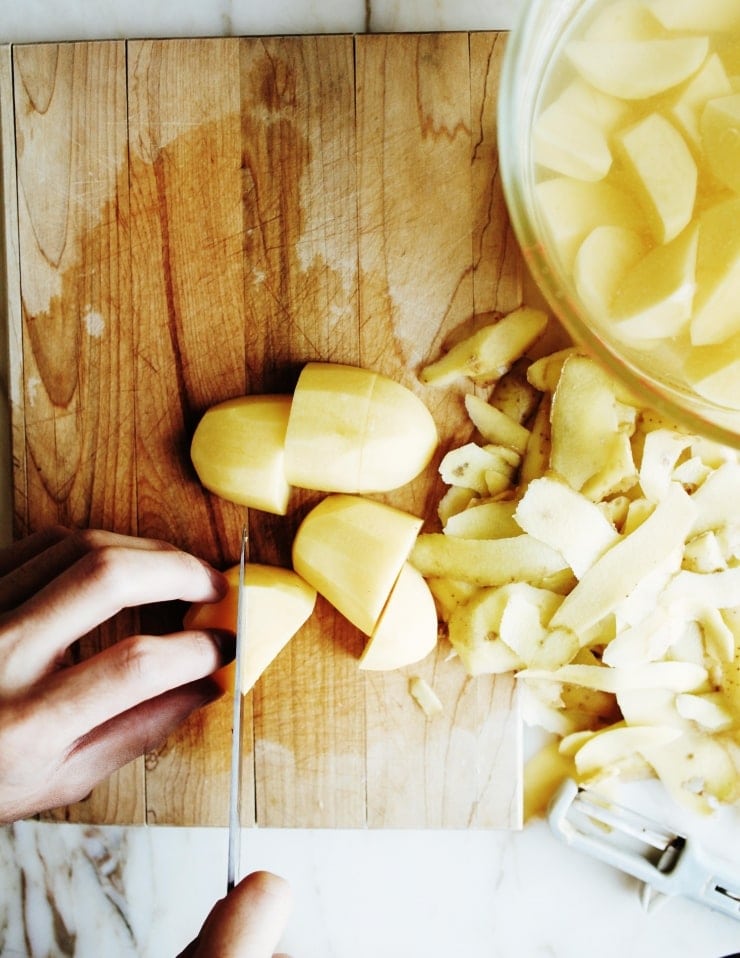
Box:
2;34;524;828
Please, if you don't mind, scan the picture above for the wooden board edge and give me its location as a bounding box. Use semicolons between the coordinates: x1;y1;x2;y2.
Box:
0;43;23;546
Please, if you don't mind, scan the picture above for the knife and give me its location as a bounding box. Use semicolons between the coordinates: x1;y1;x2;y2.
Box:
226;523;249;893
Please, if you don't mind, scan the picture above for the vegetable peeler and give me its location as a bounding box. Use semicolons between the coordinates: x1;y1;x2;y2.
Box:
548;778;740;922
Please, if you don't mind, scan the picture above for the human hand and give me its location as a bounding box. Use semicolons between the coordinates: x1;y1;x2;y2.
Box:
178;871;293;958
0;527;233;823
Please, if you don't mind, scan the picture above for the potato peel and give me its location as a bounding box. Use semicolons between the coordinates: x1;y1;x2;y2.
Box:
414;304;740;816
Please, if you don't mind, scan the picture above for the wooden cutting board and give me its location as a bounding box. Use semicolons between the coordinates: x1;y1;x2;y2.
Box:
0;34;524;828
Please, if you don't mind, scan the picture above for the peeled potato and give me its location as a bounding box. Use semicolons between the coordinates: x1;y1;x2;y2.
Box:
292;494;423;636
534;84;617;181
566;37;709;100
190;395;292;515
359;563;438;671
617;112;697;244
645;0;740;32
691;198;740;344
284;362;438;494
573;225;646;321
701;92;740;194
670;54;732;146
611;225;698;340
535;177;642;270
184;563;316;693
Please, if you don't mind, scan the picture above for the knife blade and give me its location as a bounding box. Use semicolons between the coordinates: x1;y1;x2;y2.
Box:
226;523;249;893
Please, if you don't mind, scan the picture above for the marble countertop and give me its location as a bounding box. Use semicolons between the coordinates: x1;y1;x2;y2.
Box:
1;2;740;957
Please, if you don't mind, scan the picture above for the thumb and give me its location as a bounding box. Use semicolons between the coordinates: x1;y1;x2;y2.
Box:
178;871;293;957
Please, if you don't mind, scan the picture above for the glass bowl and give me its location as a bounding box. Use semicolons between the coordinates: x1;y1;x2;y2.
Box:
498;0;740;448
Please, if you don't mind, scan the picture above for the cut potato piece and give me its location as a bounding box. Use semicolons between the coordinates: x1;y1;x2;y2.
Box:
359;563;437;671
420;307;547;387
534;79;624;181
184;563;316;693
584;0;663;41
611;226;698;340
701;93;740;193
691;198;740;344
573;225;646;321
284;362;437;494
618;113;697;244
670;54;732;146
566;38;709;100
514;475;620;579
292;494;422;637
645;0;740;32
191;395;292;515
535;177;642;271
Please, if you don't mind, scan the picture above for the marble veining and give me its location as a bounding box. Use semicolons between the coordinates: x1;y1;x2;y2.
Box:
2;814;740;957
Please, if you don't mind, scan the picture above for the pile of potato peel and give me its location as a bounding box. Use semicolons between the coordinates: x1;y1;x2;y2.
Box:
414;307;740;818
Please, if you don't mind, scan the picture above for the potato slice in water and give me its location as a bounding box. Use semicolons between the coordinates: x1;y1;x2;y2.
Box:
574;225;646;322
701;93;740;194
611;225;698;341
359;563;437;671
670;54;732;147
583;0;663;41
534;79;627;181
566;37;709;100
617;113;697;244
645;0;740;32
691;198;740;345
535;177;642;271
